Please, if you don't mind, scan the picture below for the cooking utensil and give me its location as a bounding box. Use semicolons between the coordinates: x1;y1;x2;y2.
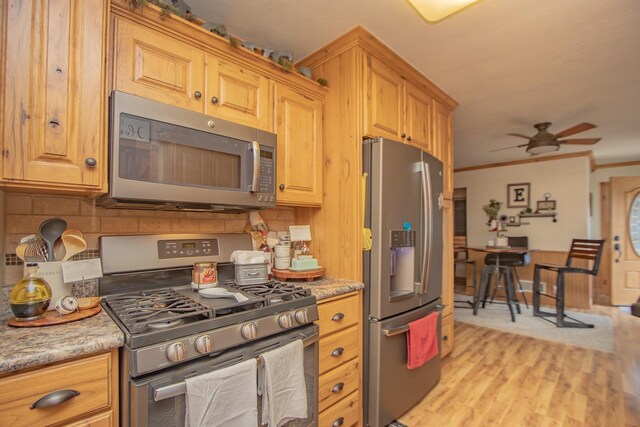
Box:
25;238;48;262
39;218;67;262
61;234;87;261
53;239;66;261
16;243;28;262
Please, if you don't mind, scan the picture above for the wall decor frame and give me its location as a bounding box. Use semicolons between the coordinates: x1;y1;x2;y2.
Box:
507;183;530;208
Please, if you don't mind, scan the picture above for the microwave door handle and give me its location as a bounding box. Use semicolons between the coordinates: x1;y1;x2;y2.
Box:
250;141;261;193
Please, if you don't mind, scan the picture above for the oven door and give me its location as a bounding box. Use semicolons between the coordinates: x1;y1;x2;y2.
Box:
127;325;318;427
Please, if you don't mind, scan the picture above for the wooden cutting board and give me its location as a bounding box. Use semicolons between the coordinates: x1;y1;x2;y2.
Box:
7;305;101;328
272;267;325;282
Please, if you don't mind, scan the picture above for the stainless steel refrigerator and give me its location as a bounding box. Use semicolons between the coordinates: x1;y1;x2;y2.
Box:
362;137;444;427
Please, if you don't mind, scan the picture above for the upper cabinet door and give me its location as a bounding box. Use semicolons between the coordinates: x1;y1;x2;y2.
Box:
206;58;273;132
404;80;434;153
113;17;206;112
433;100;453;199
275;84;323;206
2;0;106;190
364;56;404;141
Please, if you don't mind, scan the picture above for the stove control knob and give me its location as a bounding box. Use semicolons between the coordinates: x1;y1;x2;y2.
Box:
278;313;294;329
241;322;258;340
195;335;214;354
294;309;309;324
166;342;186;363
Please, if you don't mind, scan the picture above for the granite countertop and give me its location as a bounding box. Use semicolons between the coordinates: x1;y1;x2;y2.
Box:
0;310;124;375
294;277;364;300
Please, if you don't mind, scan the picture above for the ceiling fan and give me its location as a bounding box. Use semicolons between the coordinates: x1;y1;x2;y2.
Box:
492;122;601;155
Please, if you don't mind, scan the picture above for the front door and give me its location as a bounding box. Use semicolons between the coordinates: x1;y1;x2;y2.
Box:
611;176;640;305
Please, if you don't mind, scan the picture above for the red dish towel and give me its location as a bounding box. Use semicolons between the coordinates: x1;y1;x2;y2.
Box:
406;312;439;369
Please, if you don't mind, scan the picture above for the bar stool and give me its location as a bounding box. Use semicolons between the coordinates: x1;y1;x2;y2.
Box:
453;236;477;308
484;236;530;308
473;264;519;322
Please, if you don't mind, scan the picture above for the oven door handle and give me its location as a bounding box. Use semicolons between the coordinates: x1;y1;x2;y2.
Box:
152;332;319;402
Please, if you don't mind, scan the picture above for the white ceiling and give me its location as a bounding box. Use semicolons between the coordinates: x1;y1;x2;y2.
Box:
188;0;640;169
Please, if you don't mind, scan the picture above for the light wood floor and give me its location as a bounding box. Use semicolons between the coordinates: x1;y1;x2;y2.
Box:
397;306;640;426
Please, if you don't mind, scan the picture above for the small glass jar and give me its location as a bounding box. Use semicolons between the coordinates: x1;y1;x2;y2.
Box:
192;262;217;286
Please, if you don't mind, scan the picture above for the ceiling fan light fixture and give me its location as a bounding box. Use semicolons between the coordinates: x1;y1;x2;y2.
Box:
526;141;560;155
406;0;481;22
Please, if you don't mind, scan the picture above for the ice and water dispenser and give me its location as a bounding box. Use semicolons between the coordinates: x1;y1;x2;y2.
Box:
389;229;417;299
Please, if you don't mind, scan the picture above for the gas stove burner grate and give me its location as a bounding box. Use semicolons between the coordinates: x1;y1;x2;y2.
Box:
231;281;311;305
105;289;212;334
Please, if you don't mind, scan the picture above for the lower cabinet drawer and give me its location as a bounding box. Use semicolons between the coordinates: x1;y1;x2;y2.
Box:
319;358;360;412
319;390;360;427
0;352;113;427
319;325;359;375
441;313;454;357
65;409;114;427
317;293;359;336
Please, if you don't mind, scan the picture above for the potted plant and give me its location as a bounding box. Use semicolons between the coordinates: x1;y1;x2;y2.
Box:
483;199;502;222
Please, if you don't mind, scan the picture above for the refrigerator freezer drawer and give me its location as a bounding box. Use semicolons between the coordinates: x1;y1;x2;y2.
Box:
367;301;442;427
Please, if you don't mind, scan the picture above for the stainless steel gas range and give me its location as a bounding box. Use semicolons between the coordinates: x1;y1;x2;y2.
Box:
99;234;319;427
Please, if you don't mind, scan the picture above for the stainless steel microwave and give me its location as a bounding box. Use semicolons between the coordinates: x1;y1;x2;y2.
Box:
98;91;277;212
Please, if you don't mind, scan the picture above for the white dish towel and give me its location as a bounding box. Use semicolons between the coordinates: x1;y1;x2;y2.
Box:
259;340;308;427
185;358;258;427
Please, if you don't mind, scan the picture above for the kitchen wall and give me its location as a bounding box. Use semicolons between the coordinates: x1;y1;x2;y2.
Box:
590;164;640;238
454;155;591;251
2;192;296;286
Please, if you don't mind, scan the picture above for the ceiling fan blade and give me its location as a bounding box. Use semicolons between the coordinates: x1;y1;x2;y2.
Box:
507;133;532;140
554;122;596;138
558;138;601;145
490;143;528;152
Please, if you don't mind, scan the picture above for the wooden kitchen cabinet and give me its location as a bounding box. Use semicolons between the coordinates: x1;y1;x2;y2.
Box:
114;18;273;132
364;55;439;156
274;83;323;206
405;80;435;153
206;57;273;131
441;198;454;357
112;16;206;113
316;291;363;426
364;56;404;141
0;349;118;427
1;0;107;193
433;100;454;199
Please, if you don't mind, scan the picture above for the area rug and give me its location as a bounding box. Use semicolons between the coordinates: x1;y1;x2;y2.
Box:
453;295;614;353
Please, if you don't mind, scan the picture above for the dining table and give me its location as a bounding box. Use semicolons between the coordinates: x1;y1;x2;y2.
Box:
466;246;530;322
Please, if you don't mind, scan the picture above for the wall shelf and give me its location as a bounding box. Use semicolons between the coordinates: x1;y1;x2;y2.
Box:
518;212;557;222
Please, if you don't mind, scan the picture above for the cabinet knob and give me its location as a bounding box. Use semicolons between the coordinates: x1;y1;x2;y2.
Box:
194;90;202;99
332;417;345;427
401;133;406;139
331;382;345;393
407;136;412;141
279;184;285;191
85;157;97;168
331;312;345;321
331;347;344;358
211;96;219;105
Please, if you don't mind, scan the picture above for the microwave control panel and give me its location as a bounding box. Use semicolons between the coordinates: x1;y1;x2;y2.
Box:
257;147;275;204
158;239;220;259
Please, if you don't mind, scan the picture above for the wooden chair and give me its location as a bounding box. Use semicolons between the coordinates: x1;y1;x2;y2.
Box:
532;239;605;328
454;236;476;307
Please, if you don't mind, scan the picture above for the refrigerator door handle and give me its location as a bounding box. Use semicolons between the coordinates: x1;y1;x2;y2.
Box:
420;161;433;294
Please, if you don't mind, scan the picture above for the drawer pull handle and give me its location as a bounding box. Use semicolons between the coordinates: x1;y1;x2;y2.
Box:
331;312;345;321
331;382;345;393
247;272;260;277
30;389;80;409
332;416;345;427
331;347;344;357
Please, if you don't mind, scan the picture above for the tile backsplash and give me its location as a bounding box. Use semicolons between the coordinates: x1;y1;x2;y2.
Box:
2;193;296;286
